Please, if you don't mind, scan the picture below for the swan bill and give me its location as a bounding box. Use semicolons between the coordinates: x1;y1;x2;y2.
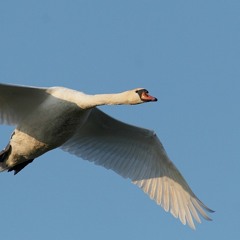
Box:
136;89;158;102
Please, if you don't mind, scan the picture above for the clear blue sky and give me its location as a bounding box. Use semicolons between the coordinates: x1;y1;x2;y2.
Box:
0;0;239;239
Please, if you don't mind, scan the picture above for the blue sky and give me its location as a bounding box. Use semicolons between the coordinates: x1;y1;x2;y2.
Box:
0;0;239;239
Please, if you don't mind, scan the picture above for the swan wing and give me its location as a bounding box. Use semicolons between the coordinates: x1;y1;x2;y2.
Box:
61;108;213;229
0;83;48;125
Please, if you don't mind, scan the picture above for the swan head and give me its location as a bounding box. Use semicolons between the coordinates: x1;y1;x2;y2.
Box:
128;88;158;104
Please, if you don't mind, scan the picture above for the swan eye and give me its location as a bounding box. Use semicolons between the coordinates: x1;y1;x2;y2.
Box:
136;89;148;97
136;89;148;94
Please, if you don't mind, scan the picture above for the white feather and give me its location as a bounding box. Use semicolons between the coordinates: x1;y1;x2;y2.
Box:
0;83;213;229
61;108;213;229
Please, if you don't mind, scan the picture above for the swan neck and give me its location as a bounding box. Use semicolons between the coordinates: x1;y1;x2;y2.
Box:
47;87;136;109
85;92;131;108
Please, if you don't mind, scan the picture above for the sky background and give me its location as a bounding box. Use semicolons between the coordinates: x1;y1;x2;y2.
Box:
0;0;239;239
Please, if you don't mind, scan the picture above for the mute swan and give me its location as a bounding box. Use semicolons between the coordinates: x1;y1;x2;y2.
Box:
0;83;213;229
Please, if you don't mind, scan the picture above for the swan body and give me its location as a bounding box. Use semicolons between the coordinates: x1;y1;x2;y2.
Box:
0;83;213;229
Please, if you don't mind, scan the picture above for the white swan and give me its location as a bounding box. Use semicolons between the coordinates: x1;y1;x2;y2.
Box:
0;83;213;229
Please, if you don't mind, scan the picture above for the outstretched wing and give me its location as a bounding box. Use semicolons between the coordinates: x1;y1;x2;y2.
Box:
0;83;49;125
61;108;213;229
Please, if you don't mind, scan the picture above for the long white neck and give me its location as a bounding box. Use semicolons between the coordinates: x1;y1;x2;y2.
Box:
78;92;135;109
48;87;140;109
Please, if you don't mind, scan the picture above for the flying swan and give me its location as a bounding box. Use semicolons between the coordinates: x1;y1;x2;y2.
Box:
0;83;213;229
